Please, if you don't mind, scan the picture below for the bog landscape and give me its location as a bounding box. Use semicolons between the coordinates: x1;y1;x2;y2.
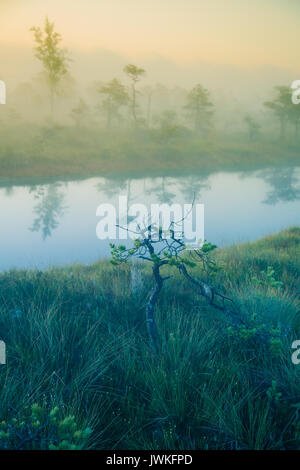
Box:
0;1;299;451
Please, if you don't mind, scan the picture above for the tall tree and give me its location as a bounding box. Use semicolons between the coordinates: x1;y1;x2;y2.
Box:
123;64;145;126
31;17;70;115
184;84;213;134
98;78;129;129
288;99;300;140
264;86;294;140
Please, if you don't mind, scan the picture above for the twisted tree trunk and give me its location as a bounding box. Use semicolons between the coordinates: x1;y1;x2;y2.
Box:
179;263;245;326
146;263;163;351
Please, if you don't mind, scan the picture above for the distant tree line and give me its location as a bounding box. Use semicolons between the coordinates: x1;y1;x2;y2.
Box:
23;17;299;143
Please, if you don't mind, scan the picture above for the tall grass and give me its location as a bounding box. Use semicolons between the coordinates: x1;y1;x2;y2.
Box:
0;122;300;182
0;227;299;449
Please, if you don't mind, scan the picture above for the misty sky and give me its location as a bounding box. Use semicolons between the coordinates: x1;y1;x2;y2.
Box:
1;0;300;72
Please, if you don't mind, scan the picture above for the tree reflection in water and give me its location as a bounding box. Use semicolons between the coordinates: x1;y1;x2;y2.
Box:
29;183;67;239
179;174;211;202
145;176;176;204
260;167;300;205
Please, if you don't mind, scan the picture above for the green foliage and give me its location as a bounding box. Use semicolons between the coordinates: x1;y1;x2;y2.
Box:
123;64;145;125
228;316;283;357
0;228;299;450
184;84;214;134
202;242;217;253
269;337;283;357
123;64;145;83
266;380;282;404
0;404;92;450
228;324;258;341
134;239;141;249
30;17;70;113
264;86;300;139
0;122;300;182
98;79;129;128
152;110;183;143
252;265;284;290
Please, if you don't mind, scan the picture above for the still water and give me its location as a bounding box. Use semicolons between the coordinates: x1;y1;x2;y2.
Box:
0;167;299;271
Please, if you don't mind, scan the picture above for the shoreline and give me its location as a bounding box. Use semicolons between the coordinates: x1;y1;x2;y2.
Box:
0;130;300;186
0;158;299;188
1;227;298;274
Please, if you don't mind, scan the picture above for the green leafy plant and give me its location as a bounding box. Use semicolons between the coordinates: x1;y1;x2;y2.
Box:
0;404;92;450
252;266;284;290
266;380;282;404
110;222;243;351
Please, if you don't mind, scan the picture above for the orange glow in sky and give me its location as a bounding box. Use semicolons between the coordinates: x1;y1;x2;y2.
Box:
1;0;299;71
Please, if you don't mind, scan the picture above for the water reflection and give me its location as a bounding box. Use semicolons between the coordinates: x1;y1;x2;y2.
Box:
29;183;67;239
96;177;128;198
179;174;211;201
145;176;176;204
3;186;14;197
259;168;300;205
96;177;134;226
0;166;299;271
27;168;300;239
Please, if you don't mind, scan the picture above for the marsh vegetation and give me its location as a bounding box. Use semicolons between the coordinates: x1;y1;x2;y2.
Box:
1;18;300;183
0;228;299;449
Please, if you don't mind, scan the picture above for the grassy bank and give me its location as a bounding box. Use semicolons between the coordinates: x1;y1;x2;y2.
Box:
0;227;299;449
0;124;300;184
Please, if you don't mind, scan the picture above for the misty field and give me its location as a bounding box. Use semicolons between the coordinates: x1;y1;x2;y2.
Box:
0;227;299;450
1;123;300;184
1;2;300;456
1;17;300;184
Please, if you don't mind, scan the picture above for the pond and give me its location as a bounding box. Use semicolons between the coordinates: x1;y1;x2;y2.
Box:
0;167;299;271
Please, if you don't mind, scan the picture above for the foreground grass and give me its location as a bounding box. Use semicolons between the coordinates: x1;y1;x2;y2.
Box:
0;123;300;184
0;227;299;449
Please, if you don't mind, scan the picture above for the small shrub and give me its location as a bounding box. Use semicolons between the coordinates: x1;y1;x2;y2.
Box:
0;404;92;450
252;266;284;290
